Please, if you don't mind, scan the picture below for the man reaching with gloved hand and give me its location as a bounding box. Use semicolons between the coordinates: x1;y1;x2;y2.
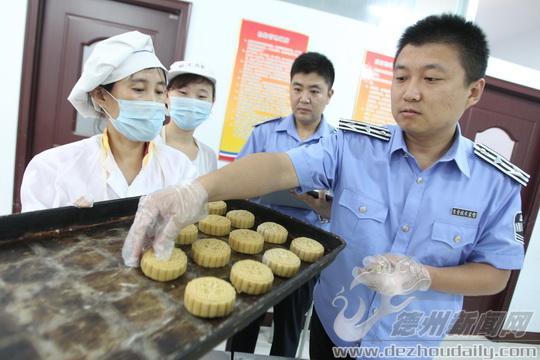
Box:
122;14;528;360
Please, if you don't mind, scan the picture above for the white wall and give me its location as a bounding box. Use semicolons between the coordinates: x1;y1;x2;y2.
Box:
0;0;27;216
487;57;540;91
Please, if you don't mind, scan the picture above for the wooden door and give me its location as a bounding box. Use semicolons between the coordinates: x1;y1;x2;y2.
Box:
13;0;191;212
457;76;540;341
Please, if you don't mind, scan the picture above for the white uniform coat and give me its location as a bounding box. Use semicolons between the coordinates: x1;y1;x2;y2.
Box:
156;128;217;176
21;133;196;212
191;138;218;176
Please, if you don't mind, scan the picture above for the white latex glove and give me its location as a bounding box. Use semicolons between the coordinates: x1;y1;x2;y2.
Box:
122;181;208;267
351;254;431;296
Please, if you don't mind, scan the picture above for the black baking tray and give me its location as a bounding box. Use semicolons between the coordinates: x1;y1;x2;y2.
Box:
0;197;344;359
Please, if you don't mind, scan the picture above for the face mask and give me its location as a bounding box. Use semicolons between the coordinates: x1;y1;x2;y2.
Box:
101;90;165;142
169;96;212;131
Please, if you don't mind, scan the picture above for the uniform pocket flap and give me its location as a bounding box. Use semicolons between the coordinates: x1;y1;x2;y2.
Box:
339;188;388;223
432;222;477;249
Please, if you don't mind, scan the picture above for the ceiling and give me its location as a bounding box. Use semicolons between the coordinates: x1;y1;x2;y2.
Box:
475;0;540;70
278;0;539;70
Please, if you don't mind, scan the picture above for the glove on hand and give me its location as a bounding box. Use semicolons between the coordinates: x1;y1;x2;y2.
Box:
352;254;431;296
122;180;208;267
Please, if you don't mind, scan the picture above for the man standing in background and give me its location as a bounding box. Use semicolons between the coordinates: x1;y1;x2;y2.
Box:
227;51;335;356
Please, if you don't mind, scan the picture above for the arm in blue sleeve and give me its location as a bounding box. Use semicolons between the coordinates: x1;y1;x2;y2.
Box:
237;127;260;160
287;131;341;193
468;181;524;270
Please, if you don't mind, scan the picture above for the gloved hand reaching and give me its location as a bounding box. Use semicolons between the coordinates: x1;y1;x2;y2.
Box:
122;180;208;267
351;254;431;296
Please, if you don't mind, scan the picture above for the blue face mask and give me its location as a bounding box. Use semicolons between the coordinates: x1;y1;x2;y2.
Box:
101;91;165;142
169;96;212;131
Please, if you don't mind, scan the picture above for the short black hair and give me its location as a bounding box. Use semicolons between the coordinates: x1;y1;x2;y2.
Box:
167;73;216;100
395;14;489;84
290;52;335;88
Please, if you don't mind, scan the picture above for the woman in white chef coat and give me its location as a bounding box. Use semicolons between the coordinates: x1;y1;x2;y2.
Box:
20;31;196;212
157;61;218;176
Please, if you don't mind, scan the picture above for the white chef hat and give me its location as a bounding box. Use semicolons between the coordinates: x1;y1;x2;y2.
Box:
167;61;216;86
68;31;166;119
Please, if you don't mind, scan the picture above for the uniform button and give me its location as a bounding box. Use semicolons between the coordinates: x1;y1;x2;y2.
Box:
416;177;423;184
401;224;410;233
359;206;367;214
453;235;462;243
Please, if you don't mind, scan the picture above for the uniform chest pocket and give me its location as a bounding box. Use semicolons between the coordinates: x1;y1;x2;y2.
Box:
425;222;478;266
431;222;477;249
336;188;388;253
339;188;388;222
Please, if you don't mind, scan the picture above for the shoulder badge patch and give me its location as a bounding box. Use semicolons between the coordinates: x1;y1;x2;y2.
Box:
473;143;529;186
254;117;282;127
514;211;524;244
338;118;391;141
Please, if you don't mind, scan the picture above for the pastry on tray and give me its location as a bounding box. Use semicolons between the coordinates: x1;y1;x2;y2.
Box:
184;276;236;318
226;209;255;229
198;214;232;236
176;224;198;245
192;238;231;268
140;248;187;282
229;229;264;254
207;201;227;215
290;237;324;262
257;222;288;244
230;259;274;295
262;248;301;278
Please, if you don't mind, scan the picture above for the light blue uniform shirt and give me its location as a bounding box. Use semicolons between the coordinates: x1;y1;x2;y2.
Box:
288;125;524;358
237;114;334;230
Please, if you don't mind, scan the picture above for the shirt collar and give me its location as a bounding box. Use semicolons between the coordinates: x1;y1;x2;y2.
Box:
101;128;154;169
441;124;470;177
389;124;470;178
276;114;333;142
389;125;408;155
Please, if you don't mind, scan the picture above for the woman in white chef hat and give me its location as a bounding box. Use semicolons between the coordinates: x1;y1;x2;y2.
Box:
157;61;218;176
20;31;196;212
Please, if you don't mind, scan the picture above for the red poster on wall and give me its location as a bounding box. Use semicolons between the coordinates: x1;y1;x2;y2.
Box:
352;51;395;125
219;20;309;161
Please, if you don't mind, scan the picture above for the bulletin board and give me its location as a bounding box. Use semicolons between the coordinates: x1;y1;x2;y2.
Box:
352;51;395;125
219;19;309;161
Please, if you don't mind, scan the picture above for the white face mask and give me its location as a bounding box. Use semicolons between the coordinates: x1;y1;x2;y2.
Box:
101;90;165;141
169;96;212;131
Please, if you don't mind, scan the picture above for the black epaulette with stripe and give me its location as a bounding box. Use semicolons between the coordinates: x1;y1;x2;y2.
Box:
253;117;282;127
474;143;530;186
338;118;391;141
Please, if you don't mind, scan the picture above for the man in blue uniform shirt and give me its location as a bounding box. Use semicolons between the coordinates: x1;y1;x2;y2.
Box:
124;15;528;360
237;51;334;230
227;52;335;357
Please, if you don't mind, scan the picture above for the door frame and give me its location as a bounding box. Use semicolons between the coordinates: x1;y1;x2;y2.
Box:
12;0;191;213
481;76;540;342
